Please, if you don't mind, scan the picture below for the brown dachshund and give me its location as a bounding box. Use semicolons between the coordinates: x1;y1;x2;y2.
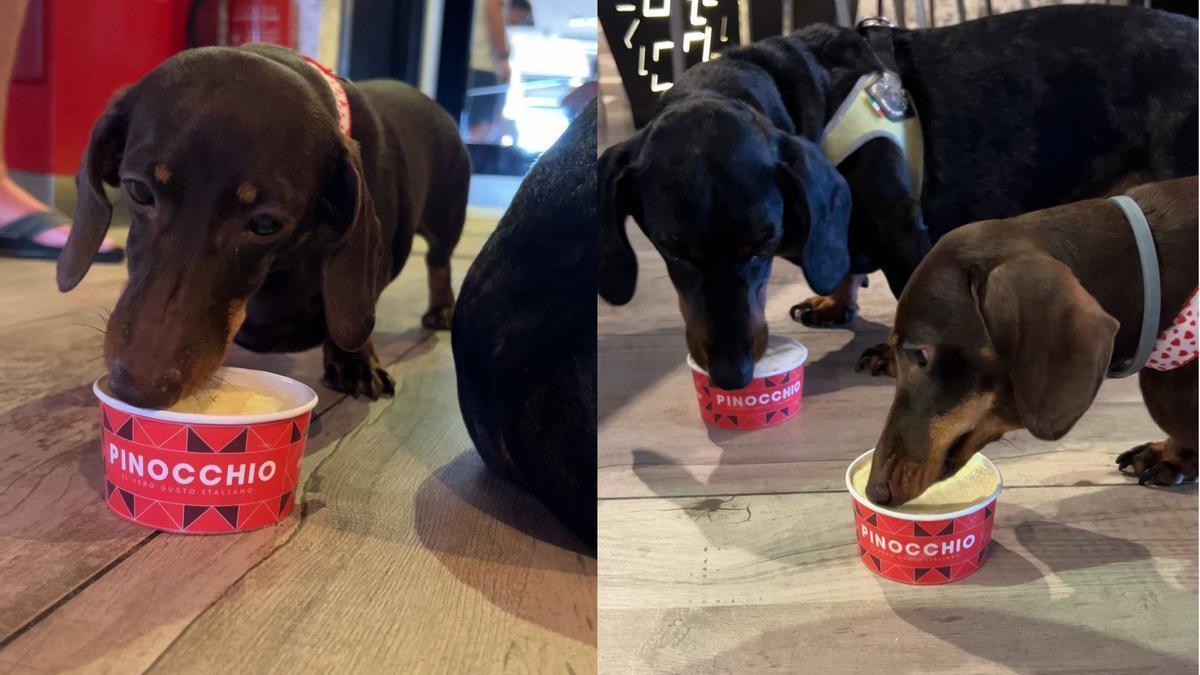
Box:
867;177;1197;506
56;44;468;407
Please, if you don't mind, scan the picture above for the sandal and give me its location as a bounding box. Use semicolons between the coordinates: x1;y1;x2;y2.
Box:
0;210;124;262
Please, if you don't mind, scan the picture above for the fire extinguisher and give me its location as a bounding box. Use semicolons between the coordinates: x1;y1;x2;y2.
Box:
187;0;296;49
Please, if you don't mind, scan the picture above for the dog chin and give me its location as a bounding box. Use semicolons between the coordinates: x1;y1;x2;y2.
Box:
234;320;325;353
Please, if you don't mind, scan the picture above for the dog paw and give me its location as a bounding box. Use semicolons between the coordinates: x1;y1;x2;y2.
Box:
855;343;896;378
421;305;454;331
1116;440;1198;486
789;296;856;328
323;354;396;400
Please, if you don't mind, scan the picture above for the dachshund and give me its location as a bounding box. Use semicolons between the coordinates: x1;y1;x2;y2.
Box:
598;5;1196;390
866;177;1197;506
57;44;469;407
452;102;597;544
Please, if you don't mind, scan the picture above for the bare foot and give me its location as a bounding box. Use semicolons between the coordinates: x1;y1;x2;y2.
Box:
0;176;119;252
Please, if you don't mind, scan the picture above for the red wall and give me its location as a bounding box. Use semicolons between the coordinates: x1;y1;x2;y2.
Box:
5;0;190;174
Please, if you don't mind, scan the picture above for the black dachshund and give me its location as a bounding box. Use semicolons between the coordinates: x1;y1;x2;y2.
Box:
452;102;597;545
599;5;1197;390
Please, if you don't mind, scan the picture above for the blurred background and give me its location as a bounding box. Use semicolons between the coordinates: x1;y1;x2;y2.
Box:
4;0;598;213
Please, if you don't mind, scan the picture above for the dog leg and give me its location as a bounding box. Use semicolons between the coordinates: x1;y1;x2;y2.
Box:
1116;439;1198;486
322;337;396;399
421;258;455;330
418;169;466;330
790;273;867;327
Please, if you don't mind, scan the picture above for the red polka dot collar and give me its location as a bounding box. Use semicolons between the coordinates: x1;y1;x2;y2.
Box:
303;56;351;136
1146;288;1199;371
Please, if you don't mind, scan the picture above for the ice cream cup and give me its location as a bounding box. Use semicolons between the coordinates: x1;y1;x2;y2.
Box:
93;367;318;534
846;448;1003;585
687;335;808;430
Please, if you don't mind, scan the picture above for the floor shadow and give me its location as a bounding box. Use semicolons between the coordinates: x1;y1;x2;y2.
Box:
686;608;1196;675
413;450;597;644
629;450;1196;669
418;450;593;556
304;395;371;458
882;606;1195;674
0;384;145;544
796;318;896;398
597;327;692;426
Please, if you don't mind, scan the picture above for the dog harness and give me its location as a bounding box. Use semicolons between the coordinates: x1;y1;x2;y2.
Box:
1145;288;1198;371
1107;195;1197;376
303;56;352;136
820;18;924;198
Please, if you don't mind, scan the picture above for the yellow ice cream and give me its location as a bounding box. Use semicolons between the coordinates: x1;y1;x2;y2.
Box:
167;382;294;415
851;453;999;515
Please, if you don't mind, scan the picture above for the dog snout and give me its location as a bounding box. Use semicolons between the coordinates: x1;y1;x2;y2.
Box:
109;360;184;409
866;477;892;504
708;352;754;390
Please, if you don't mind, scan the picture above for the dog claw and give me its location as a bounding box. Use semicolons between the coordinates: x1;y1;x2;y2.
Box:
1117;441;1197;487
789;297;855;328
421;305;454;330
322;341;396;401
856;343;896;378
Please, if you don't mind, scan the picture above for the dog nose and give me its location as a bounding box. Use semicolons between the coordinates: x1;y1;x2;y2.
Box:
109;361;183;409
708;353;753;390
866;478;892;504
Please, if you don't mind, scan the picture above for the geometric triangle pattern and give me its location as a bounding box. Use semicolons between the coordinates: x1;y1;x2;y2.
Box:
99;399;312;535
692;363;806;430
850;495;998;585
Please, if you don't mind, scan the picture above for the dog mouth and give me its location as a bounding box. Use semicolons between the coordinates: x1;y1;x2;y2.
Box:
871;431;973;506
938;431;973;482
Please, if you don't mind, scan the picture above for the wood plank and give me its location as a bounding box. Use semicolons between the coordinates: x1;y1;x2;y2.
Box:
598;324;1160;500
0;211;561;667
0;262;435;640
598;486;1198;673
117;341;592;674
598;206;1196;675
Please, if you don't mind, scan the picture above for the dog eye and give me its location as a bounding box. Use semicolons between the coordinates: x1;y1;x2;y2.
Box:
123;180;154;206
735;244;771;262
246;215;283;236
903;347;929;367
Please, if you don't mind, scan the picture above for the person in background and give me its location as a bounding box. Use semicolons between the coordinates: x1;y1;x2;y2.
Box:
562;55;598;121
466;0;533;143
0;0;121;261
507;0;533;27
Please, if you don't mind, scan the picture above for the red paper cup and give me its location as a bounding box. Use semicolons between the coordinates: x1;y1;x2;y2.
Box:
846;449;1003;585
687;335;808;429
93;367;318;535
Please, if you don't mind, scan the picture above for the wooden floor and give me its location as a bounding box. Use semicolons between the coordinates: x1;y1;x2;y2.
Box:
0;206;596;673
597;225;1198;674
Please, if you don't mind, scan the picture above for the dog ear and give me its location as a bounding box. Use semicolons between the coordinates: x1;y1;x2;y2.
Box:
597;136;642;305
322;138;385;352
974;254;1118;440
775;134;852;296
58;90;128;292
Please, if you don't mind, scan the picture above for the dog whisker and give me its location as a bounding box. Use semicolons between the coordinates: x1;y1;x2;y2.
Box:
73;322;109;336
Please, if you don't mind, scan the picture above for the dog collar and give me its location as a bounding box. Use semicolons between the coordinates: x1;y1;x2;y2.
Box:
1107;194;1173;377
303;56;351;136
819;71;924;199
